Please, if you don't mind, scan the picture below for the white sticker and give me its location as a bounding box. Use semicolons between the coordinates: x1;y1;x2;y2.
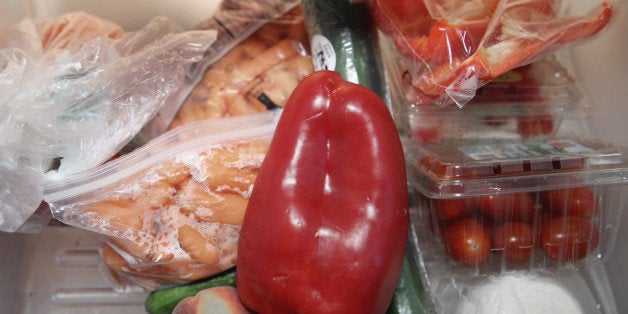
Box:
311;34;336;71
459;139;593;160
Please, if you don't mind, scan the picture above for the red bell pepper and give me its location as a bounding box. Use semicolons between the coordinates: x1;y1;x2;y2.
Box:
236;70;408;314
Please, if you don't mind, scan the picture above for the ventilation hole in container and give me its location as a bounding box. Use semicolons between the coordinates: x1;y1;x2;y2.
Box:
522;160;532;172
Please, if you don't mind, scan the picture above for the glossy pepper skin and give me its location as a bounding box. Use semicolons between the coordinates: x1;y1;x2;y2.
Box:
236;70;409;314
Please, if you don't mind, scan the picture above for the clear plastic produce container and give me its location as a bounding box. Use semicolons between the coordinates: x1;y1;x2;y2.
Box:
380;33;591;143
395;99;591;144
407;216;619;314
404;135;628;275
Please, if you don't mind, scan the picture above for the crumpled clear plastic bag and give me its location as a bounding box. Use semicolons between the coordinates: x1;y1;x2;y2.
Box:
0;147;46;232
0;12;217;232
372;0;618;107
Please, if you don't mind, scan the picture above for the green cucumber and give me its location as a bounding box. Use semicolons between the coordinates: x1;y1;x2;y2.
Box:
145;267;237;314
387;242;436;314
301;0;387;103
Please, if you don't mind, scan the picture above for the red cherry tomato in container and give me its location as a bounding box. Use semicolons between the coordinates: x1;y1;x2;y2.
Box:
445;219;491;267
541;215;600;263
516;114;554;138
433;198;474;220
542;187;597;219
477;193;536;222
492;221;534;263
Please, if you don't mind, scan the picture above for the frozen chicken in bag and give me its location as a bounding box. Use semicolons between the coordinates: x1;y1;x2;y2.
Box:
372;0;617;107
44;111;279;290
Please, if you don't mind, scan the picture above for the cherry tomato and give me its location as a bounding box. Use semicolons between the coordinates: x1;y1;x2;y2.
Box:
541;215;600;263
445;219;491;267
536;211;556;238
477;193;536;222
411;125;441;144
433;198;474;220
492;221;534;263
542;187;597;219
517;114;554;138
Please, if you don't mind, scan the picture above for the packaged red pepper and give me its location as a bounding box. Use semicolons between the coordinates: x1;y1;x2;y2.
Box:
236;70;409;313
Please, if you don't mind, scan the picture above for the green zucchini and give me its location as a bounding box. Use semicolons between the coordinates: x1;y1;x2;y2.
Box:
145;267;237;314
301;0;387;103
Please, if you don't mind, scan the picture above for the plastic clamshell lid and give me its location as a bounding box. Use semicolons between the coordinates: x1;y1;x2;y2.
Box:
380;27;584;109
404;136;628;198
413;57;584;112
469;57;582;106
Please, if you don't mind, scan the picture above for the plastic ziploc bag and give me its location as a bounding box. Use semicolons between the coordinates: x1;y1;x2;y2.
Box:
372;0;618;107
138;0;302;140
44;110;280;290
0;12;217;233
169;6;313;129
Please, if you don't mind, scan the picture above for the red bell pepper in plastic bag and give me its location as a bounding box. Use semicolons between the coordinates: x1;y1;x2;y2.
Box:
236;70;409;313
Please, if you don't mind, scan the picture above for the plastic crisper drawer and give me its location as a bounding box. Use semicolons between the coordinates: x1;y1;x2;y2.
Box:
0;225;147;314
404;135;628;275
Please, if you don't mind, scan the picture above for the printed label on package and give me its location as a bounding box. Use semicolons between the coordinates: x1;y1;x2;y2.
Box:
311;34;336;71
459;139;593;160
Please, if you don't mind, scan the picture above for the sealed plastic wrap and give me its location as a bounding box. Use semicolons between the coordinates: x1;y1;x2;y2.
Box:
44;110;280;290
404;135;628;275
372;0;617;107
169;6;313;129
0;12;217;233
